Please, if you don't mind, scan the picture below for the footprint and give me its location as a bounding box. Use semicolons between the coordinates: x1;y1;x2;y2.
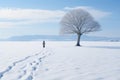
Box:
45;68;49;71
39;58;42;62
18;75;22;79
75;67;80;70
0;73;3;78
95;77;104;80
26;75;33;80
33;61;36;63
30;63;33;65
32;67;37;71
36;62;39;65
17;70;26;79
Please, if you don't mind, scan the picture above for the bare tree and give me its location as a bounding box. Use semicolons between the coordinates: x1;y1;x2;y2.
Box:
60;9;101;46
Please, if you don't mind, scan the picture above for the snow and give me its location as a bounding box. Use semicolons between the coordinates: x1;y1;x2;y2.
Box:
0;41;120;80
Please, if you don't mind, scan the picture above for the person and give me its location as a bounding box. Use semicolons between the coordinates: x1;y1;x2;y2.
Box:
43;41;45;48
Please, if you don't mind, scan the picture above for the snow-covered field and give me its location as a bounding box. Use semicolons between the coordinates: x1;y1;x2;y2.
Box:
0;41;120;80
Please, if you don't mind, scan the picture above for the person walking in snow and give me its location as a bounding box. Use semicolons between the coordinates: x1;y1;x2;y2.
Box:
43;41;45;48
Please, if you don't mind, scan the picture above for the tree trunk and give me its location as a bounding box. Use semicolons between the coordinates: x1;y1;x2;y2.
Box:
76;34;81;46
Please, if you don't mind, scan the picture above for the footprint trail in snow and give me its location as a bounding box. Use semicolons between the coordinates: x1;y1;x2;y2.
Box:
0;48;53;80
